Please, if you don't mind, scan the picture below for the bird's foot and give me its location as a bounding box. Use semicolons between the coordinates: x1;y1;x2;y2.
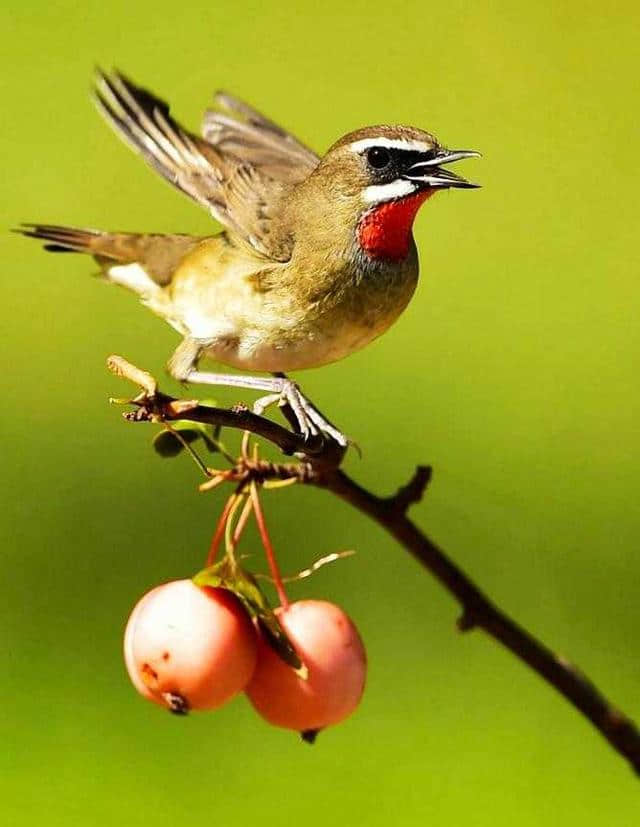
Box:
254;378;348;447
176;364;349;448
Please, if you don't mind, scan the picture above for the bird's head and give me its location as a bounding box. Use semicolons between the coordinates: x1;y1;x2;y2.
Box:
305;125;480;261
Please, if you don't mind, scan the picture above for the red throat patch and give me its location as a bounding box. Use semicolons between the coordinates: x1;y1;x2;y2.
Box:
357;189;435;260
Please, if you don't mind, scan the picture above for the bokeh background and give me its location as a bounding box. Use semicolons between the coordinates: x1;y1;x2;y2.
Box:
3;1;640;823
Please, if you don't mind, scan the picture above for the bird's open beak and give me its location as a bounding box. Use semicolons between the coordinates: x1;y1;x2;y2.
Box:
403;149;481;189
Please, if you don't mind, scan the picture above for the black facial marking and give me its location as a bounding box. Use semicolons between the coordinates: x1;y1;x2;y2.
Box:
363;145;438;184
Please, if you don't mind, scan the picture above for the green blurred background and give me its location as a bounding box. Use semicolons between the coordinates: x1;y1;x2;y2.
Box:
3;0;639;823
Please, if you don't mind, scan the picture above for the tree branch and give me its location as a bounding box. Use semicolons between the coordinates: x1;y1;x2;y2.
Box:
318;468;640;774
109;355;640;775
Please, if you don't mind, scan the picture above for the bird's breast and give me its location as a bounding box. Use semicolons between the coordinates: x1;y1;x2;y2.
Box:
214;251;419;372
167;232;420;373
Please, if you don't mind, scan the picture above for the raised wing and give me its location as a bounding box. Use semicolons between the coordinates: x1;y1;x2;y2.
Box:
93;70;317;260
202;91;319;183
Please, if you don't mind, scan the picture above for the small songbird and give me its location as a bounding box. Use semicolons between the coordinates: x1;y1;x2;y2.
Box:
19;70;480;445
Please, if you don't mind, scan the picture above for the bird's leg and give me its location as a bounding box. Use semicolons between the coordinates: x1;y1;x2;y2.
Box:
188;370;347;446
167;336;205;381
167;338;347;446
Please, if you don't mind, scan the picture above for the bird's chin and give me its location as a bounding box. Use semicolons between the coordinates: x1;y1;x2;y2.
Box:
358;189;432;261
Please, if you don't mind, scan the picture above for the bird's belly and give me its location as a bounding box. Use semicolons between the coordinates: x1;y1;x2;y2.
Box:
205;329;360;372
202;303;409;372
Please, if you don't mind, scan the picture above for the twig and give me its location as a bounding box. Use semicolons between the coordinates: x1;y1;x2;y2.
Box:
108;355;640;776
108;355;344;467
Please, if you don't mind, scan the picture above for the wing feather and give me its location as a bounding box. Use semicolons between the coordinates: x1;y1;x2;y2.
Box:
203;91;319;182
93;69;303;260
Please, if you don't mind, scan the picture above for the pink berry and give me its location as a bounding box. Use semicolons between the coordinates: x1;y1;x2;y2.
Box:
124;579;257;713
246;600;367;734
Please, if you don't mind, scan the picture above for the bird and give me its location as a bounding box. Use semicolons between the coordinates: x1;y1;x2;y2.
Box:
18;69;480;446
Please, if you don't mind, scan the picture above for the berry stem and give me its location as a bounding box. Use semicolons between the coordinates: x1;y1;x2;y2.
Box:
224;493;246;570
250;482;289;609
232;495;254;549
206;492;238;566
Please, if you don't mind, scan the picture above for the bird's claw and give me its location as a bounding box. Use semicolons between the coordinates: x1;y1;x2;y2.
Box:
254;379;348;447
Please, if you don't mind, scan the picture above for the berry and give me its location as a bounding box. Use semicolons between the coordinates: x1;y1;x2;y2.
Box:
124;579;257;713
246;600;367;733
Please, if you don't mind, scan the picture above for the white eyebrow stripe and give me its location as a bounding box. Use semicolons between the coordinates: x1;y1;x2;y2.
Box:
361;179;417;204
349;137;433;154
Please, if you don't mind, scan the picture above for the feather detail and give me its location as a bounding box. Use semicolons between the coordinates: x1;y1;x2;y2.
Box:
16;223;200;285
92;69;311;261
203;91;319;182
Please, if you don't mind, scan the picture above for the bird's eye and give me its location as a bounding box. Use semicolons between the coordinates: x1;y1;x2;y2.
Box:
366;147;391;169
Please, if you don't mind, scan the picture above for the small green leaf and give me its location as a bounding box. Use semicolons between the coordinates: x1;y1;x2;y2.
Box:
152;430;189;457
179;402;223;454
152;421;217;457
153;431;183;457
193;561;305;675
235;572;305;674
192;560;226;590
170;421;205;433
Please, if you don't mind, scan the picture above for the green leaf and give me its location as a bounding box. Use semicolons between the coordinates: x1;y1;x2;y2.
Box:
152;429;197;457
192;567;224;589
192;558;230;590
178;402;223;454
152;421;219;457
170;420;206;434
193;561;306;676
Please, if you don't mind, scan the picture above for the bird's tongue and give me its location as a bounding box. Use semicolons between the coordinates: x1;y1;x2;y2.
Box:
357;190;435;260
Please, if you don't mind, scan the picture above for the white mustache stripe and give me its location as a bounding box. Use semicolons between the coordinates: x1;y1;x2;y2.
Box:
350;137;434;154
361;179;418;204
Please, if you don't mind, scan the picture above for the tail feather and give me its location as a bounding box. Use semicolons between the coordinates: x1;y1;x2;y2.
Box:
16;224;110;255
16;223;203;287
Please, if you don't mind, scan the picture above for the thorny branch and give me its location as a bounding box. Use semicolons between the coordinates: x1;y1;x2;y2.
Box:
108;355;640;776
